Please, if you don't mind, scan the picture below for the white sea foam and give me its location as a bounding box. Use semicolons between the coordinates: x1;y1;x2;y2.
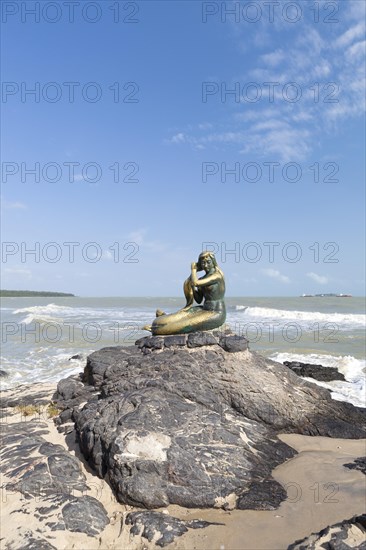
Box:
236;306;365;328
12;303;136;325
271;352;366;408
0;349;89;390
13;303;73;315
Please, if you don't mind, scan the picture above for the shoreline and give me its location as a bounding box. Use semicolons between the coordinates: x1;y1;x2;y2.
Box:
1;380;365;549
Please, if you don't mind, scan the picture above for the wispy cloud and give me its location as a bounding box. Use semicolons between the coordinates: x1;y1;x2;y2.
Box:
170;133;186;144
168;3;365;161
260;49;285;67
2;199;27;210
103;250;114;261
261;268;290;284
4;267;32;279
336;22;365;48
127;229;168;253
306;272;328;285
239;120;310;162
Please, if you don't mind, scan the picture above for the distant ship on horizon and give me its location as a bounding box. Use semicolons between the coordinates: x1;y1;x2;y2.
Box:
301;293;353;297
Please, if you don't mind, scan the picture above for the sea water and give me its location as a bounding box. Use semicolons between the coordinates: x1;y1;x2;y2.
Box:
1;296;365;407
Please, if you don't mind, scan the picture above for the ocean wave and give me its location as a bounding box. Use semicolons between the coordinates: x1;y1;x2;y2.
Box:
0;349;89;391
13;303;76;317
271;351;365;408
236;306;365;327
13;303;123;325
12;303;153;327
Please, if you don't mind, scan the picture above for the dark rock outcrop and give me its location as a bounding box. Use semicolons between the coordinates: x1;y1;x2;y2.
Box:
288;514;366;549
12;535;57;550
237;480;287;511
135;328;249;353
0;419;109;537
283;361;345;382
344;456;366;475
53;331;365;512
62;496;110;536
125;511;223;547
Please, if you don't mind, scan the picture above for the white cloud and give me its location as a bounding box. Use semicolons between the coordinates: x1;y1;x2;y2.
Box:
299;27;324;56
261;269;290;283
336;22;365;49
346;40;366;61
4;267;32;279
311;60;332;79
347;0;366;21
127;229;168;254
306;272;329;285
204;131;245;144
103;250;114;261
127;229;146;245
170;133;186;144
168;3;365;160
2;199;27;210
170;119;311;161
240;120;311;162
261;49;285;67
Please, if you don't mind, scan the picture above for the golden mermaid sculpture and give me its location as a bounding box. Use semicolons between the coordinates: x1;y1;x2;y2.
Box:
143;251;226;335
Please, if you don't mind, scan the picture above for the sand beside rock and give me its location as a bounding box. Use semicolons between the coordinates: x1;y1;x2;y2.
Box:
171;434;365;550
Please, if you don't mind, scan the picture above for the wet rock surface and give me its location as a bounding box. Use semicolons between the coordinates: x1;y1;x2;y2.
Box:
344;456;366;475
0;419;109;538
237;480;287;511
283;361;346;382
8;534;58;550
62;495;110;536
125;511;223;547
53;331;365;512
287;514;366;549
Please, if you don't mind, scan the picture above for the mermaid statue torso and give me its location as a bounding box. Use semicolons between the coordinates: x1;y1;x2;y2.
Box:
143;252;226;335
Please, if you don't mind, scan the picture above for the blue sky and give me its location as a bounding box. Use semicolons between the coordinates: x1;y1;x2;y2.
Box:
1;0;365;296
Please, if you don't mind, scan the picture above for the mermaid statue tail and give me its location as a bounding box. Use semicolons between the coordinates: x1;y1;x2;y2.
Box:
183;276;194;308
148;305;225;335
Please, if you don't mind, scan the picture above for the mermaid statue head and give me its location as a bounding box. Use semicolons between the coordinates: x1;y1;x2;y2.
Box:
197;251;218;271
197;252;225;281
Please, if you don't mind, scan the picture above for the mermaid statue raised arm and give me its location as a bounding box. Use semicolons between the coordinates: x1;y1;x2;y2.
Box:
143;251;226;335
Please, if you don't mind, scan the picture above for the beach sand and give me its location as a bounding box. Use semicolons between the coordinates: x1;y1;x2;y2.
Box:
1;383;365;549
168;434;366;549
